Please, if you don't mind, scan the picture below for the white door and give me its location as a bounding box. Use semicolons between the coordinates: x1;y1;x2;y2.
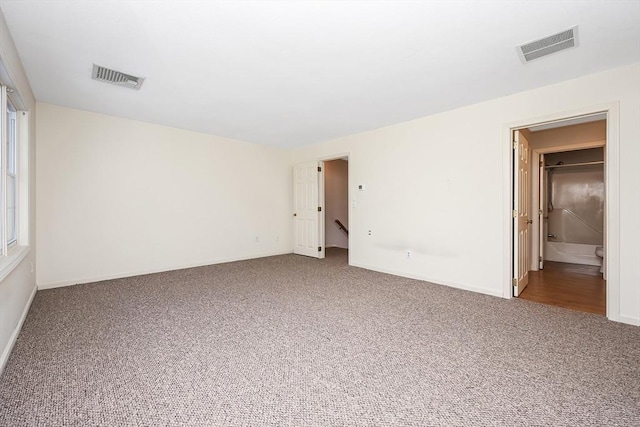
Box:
538;153;545;270
513;130;531;296
293;161;323;258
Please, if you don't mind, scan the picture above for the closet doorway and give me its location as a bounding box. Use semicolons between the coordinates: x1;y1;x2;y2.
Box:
513;115;607;315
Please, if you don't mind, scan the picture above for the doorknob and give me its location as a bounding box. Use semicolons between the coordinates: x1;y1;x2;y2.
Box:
526;219;533;224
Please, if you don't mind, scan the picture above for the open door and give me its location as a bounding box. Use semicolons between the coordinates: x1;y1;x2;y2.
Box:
538;153;545;270
293;161;324;258
513;130;531;296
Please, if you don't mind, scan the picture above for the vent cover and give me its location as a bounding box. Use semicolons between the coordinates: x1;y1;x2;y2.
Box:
517;26;578;63
92;64;144;90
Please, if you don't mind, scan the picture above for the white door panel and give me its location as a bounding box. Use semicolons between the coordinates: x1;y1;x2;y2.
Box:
293;162;322;258
513;130;531;296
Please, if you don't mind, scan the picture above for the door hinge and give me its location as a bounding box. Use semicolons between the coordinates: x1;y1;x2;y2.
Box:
539;256;543;262
513;140;518;150
512;278;517;286
539;160;543;167
538;209;543;215
318;246;322;252
512;209;517;218
317;166;322;172
318;206;322;212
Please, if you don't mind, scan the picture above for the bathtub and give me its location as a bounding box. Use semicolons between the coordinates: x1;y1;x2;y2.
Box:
545;207;602;266
545;241;601;266
544;167;603;267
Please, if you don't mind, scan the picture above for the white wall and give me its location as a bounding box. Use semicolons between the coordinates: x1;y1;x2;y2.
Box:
324;159;349;249
36;103;292;288
0;8;37;372
292;63;640;326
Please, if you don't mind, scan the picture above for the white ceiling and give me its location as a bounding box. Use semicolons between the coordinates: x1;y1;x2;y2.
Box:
1;1;639;148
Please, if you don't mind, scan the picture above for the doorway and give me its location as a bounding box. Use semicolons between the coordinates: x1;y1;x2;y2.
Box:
323;158;349;257
510;113;611;316
293;156;349;261
526;143;606;314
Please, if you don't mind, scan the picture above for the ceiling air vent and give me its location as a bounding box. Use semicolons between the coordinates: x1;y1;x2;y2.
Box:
91;64;144;90
517;26;578;63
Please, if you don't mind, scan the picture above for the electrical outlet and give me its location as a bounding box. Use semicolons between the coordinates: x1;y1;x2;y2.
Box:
406;250;412;259
368;230;372;236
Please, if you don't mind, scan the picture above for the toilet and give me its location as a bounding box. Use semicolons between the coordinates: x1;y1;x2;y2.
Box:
595;246;605;274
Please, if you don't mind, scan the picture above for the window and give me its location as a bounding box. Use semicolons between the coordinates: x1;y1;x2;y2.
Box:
0;84;27;260
6;97;17;247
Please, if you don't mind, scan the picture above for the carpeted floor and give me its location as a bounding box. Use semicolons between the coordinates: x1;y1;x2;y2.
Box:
1;248;639;426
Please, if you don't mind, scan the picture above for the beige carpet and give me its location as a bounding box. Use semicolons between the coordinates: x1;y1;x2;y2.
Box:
1;248;639;426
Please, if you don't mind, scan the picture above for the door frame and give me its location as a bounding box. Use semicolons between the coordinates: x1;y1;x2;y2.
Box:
503;102;620;321
320;156;350;253
292;152;355;265
318;153;350;262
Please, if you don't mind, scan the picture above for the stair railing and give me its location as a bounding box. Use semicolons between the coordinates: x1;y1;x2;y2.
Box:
335;219;349;235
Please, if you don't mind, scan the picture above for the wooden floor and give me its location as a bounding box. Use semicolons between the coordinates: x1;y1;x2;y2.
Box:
519;261;606;315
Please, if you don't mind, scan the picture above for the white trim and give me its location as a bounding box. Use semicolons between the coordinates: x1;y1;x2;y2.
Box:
619;315;640;327
604;104;620;322
528;112;606;132
0;85;6;254
17;110;29;246
318;152;351;162
0;281;36;375
503;102;620;322
319;154;350;259
0;87;29;261
533;140;606;154
0;245;29;283
318;161;325;259
352;261;503;298
0;56;28;112
37;249;293;290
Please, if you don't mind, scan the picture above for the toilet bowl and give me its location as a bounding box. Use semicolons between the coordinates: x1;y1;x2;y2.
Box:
595;246;605;274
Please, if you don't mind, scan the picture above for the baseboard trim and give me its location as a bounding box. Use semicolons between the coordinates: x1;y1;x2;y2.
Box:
350;262;503;298
0;283;37;375
38;250;294;290
619;315;640;326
